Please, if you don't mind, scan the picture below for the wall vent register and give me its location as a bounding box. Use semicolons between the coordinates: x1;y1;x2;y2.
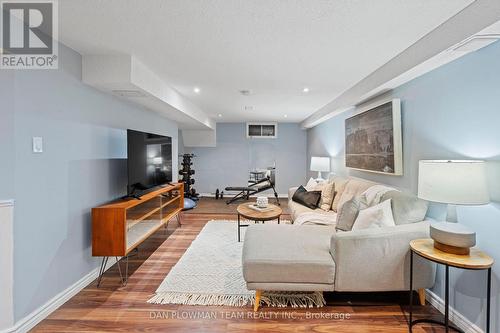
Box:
246;122;277;138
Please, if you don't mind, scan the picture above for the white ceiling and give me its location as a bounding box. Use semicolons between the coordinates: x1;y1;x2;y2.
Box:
59;0;474;123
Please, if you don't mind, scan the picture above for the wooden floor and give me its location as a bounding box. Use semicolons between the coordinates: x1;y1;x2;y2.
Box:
33;198;447;333
183;197;290;215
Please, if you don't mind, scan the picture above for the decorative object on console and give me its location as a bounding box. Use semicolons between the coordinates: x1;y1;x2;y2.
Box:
418;160;490;255
345;99;402;175
310;156;330;181
291;186;322;209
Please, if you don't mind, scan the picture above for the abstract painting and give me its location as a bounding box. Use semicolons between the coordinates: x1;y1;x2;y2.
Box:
345;99;403;175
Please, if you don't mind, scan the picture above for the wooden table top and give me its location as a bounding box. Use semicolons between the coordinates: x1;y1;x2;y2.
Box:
410;239;494;270
237;203;282;221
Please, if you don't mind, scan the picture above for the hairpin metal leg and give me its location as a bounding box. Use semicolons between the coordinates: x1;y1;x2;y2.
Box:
115;255;129;286
487;268;491;333
115;256;123;284
409;250;413;332
176;212;182;227
96;256;109;287
124;255;129;286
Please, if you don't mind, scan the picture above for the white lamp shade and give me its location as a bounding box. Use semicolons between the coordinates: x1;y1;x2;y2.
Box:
310;156;330;172
418;160;489;205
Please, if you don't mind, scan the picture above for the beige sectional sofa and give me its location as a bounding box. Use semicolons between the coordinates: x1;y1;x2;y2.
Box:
242;176;436;310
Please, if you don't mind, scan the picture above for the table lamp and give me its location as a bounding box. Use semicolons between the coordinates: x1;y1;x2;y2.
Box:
418;160;489;254
310;156;330;181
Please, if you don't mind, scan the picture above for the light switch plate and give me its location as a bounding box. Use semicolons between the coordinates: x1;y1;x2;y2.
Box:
33;137;43;153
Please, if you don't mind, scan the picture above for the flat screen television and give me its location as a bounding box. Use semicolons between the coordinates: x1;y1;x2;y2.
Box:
127;129;172;197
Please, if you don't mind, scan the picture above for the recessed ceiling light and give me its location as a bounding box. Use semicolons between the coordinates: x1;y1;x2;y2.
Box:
218;113;222;117
194;87;201;94
284;114;288;118
302;87;310;93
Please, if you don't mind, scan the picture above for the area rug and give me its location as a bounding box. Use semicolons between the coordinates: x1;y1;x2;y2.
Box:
147;220;325;308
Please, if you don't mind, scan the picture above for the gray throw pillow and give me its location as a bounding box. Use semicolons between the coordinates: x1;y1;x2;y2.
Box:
380;190;429;225
335;195;368;232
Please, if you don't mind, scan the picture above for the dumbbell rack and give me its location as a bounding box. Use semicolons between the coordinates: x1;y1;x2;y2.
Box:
179;153;198;200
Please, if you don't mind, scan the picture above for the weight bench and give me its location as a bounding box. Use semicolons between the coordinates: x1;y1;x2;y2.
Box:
225;171;280;205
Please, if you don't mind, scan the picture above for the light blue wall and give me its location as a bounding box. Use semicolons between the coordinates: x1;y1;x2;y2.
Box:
307;40;500;331
0;71;15;199
0;44;179;321
185;123;307;195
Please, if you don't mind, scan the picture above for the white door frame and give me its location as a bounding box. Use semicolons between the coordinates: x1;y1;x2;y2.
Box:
0;200;14;331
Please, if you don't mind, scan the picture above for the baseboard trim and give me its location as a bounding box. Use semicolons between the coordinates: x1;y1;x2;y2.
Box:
2;258;116;333
199;192;288;198
426;289;483;333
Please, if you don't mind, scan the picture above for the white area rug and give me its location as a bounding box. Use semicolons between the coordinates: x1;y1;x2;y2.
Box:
148;220;325;308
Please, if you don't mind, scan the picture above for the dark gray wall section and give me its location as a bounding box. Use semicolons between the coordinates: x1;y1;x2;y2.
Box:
307;41;500;331
185;123;307;195
0;44;179;321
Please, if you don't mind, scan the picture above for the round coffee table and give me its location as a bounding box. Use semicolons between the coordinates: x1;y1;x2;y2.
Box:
236;203;282;242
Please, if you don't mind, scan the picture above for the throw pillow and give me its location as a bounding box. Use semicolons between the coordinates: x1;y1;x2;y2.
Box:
335;178;375;213
335;195;368;231
305;177;317;190
292;186;322;209
319;180;336;211
352;199;396;230
331;177;349;212
380;190;429;225
305;177;325;191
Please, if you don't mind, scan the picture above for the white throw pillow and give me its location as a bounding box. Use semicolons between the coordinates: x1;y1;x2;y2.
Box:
352;199;396;230
305;177;317;190
305;177;324;191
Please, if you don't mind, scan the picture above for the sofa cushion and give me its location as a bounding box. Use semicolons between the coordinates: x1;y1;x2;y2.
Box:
288;199;337;223
242;224;336;285
289;199;314;220
292;186;322;209
336;195;368;232
336;178;375;212
381;190;429;225
331;177;349;212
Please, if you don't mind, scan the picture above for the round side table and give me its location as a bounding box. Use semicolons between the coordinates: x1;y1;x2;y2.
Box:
409;239;494;333
236;203;282;242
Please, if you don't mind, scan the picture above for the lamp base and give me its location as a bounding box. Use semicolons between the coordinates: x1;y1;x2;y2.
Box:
433;240;470;255
430;221;476;255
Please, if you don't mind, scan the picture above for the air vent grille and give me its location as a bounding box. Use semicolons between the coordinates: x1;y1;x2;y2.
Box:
112;90;147;98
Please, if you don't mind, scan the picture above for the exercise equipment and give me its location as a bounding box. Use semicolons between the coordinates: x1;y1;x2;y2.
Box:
225;168;280;205
179;154;199;208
